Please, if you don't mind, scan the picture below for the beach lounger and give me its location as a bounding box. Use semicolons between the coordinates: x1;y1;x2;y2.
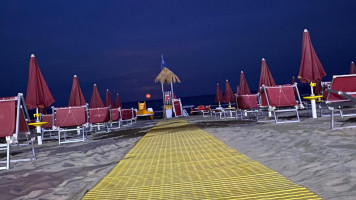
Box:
325;74;356;129
110;108;121;129
121;108;134;125
52;105;89;145
136;101;154;119
40;113;57;139
202;105;211;117
0;93;36;170
237;94;259;120
261;83;303;123
89;106;111;133
172;98;183;117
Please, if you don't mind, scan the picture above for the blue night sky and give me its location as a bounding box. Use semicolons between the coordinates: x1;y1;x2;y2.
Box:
1;0;356;106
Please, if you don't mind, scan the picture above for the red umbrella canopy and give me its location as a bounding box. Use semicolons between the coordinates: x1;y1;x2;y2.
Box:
237;71;251;95
298;29;326;83
68;75;86;106
115;93;123;108
350;61;356;74
105;89;114;107
89;84;105;108
26;54;55;110
224;80;235;103
259;58;276;90
215;83;224;103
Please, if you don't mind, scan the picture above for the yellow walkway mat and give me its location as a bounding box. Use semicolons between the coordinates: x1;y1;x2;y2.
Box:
83;119;321;199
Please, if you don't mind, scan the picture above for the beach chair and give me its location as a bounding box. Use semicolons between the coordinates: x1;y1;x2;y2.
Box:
110;108;121;129
89;106;111;133
261;83;303;123
40;113;57;139
0;93;36;170
172;98;183;117
237;94;259;120
121;108;134;125
52;104;89;145
202;105;211;117
325;74;356;129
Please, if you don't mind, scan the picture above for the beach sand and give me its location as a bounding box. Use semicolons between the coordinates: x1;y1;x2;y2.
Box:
1;111;356;199
187;111;356;200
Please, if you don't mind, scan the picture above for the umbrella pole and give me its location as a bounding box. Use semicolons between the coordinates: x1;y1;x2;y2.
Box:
170;80;174;100
310;82;317;118
161;83;166;118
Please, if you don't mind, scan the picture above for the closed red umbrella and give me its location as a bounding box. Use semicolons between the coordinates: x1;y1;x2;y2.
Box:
215;83;223;107
298;29;326;83
237;71;251;95
115;93;122;108
68;75;86;106
224;80;235;103
259;58;276;90
350;61;356;74
26;54;55;114
298;29;326;118
105;89;114;108
89;84;104;108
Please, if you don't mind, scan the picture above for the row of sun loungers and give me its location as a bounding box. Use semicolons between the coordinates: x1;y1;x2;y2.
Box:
202;74;356;128
0;94;137;169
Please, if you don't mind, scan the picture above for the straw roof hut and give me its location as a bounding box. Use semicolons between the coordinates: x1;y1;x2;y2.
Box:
154;67;181;84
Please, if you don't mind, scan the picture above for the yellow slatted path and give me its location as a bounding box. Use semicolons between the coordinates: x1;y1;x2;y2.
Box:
83;119;321;199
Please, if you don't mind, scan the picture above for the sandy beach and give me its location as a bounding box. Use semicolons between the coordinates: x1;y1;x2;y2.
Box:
1;111;356;199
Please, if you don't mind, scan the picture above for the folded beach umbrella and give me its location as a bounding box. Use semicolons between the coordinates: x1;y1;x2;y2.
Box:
26;54;55;114
68;75;86;106
105;89;114;108
298;29;326;84
89;84;105;108
237;71;251;95
350;61;356;74
224;80;235;103
298;29;326;118
115;93;122;108
258;58;276;90
215;83;223;107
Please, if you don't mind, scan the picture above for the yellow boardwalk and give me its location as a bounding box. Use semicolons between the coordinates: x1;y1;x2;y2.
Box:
83;119;321;199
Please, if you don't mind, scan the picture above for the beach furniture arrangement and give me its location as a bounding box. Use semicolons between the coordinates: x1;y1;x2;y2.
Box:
52;105;89;145
0;93;36;170
261;83;303;123
325;74;356;129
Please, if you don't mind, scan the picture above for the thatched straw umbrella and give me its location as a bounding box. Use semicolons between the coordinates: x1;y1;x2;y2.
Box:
155;67;181;105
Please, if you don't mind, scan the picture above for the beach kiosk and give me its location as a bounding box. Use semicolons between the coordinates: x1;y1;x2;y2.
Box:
155;66;182;118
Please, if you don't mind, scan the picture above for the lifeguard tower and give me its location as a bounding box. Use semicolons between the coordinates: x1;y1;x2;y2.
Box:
154;55;183;118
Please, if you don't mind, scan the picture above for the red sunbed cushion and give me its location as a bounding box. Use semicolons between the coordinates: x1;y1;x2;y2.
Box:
121;109;132;120
41;114;53;129
111;108;121;121
328;76;356;102
0;101;16;137
54;107;87;127
89;108;110;123
238;95;258;110
265;86;298;107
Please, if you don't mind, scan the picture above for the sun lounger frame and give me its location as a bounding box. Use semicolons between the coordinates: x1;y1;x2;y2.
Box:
88;106;111;133
52;104;89;145
120;108;135;125
325;74;356;129
0;93;36;170
110;108;121;129
261;83;303;124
